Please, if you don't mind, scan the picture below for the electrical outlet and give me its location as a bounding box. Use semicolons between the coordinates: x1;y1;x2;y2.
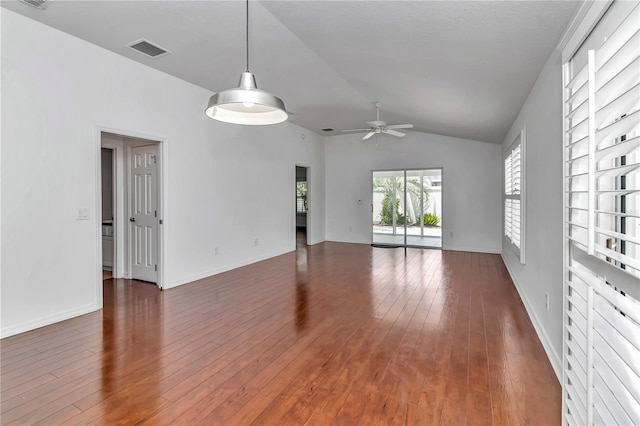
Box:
76;208;90;220
545;293;550;310
449;231;454;237
254;239;259;246
214;247;219;255
348;226;353;232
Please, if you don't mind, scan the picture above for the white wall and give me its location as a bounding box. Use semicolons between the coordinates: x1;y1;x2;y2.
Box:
0;10;325;337
325;132;502;253
501;49;563;379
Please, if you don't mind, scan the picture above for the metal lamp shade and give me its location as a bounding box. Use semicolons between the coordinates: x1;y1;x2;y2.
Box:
205;72;287;125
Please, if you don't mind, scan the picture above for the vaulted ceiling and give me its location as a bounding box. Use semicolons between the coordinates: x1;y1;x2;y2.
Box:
2;0;581;143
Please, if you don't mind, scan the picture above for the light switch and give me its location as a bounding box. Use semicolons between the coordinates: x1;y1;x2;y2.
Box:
76;208;90;220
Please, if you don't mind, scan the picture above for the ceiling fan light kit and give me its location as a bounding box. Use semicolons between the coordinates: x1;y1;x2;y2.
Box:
205;0;287;125
342;102;413;139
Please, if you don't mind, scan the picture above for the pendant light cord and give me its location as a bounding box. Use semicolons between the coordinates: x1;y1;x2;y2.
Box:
246;0;250;72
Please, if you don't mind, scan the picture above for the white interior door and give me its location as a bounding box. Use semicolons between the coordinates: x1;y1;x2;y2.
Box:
129;145;158;283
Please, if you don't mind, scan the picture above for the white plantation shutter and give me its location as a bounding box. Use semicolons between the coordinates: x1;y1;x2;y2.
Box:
504;131;525;263
505;154;513;241
563;1;640;425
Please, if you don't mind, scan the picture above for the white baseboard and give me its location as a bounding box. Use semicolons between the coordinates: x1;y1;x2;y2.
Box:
1;302;100;339
501;253;562;382
166;247;294;289
443;244;501;254
306;237;326;246
326;238;500;254
325;236;371;245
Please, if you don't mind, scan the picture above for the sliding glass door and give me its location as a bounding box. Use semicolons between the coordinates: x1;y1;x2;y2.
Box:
372;169;442;248
372;171;406;246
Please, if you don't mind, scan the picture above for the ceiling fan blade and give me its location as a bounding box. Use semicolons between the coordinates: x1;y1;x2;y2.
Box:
362;131;376;140
384;129;406;138
386;124;413;130
342;128;371;133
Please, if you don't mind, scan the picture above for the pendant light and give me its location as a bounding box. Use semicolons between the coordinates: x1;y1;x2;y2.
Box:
205;0;288;125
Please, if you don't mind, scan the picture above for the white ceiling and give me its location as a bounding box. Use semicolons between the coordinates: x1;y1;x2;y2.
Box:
2;0;580;143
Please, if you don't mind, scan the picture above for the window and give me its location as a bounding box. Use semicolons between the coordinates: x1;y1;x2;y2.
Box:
562;2;639;425
565;8;640;277
504;129;525;263
296;181;307;213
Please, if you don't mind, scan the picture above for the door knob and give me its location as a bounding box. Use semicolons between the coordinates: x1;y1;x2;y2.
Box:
130;217;136;222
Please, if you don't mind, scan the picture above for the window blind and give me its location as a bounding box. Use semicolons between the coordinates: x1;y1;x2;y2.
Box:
296;197;306;213
505;131;525;262
296;181;307;214
563;1;640;425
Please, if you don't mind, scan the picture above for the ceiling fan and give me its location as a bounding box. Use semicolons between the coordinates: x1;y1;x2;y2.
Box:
342;102;413;140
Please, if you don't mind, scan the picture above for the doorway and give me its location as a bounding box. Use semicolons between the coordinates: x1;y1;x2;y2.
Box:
372;168;443;248
101;148;115;280
296;166;309;248
99;130;164;287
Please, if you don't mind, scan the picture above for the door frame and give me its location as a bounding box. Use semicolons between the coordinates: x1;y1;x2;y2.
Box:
370;167;444;249
95;126;167;305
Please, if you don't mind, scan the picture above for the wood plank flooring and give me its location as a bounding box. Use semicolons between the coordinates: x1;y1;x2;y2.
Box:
0;243;561;425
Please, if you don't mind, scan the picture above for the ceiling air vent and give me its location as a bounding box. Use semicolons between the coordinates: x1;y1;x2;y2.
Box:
126;39;171;58
322;128;334;132
19;0;53;9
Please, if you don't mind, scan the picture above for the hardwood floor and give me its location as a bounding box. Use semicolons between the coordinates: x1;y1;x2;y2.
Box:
0;243;560;425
